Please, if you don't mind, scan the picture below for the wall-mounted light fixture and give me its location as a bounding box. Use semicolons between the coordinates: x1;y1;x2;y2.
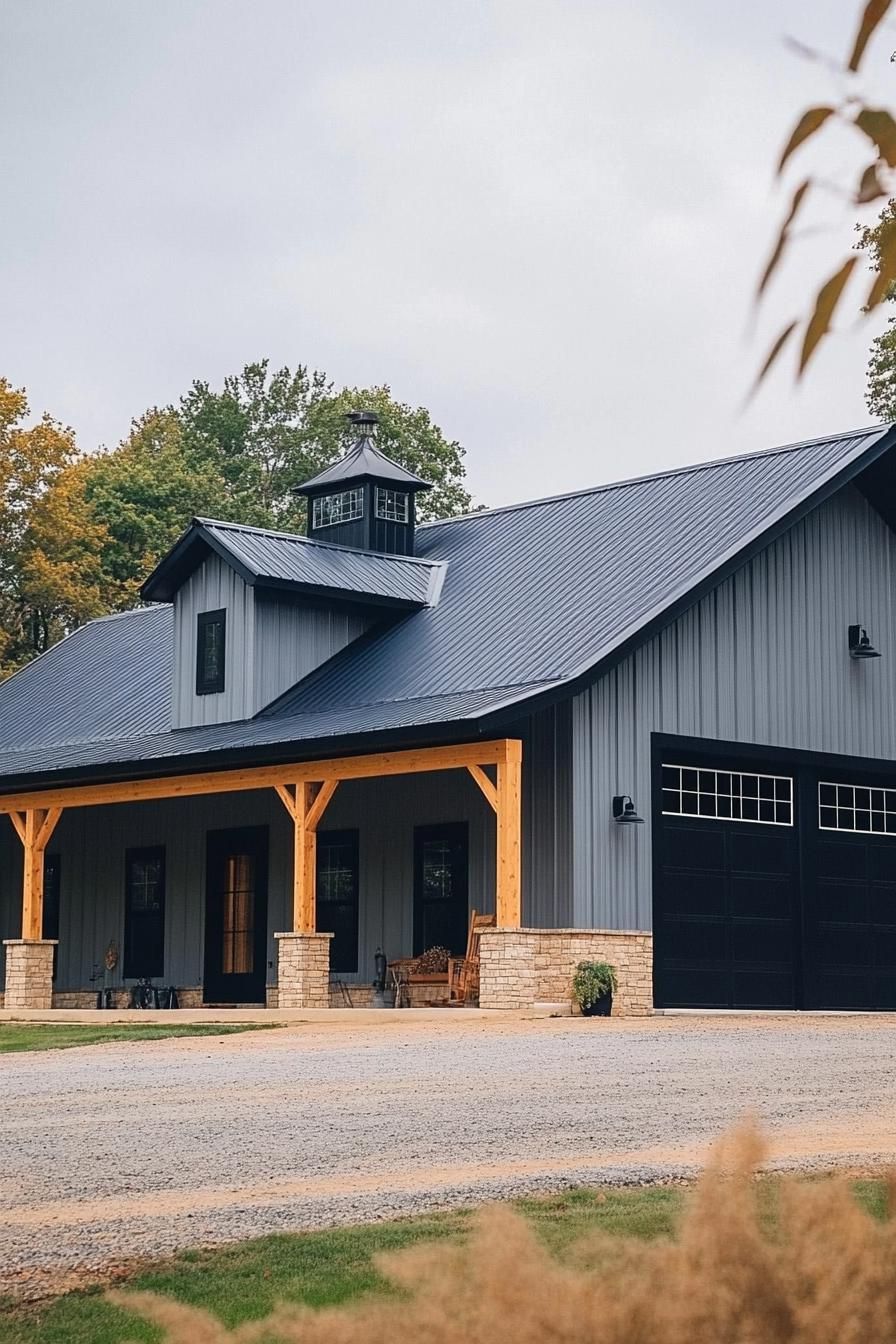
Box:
848;624;881;660
612;795;645;825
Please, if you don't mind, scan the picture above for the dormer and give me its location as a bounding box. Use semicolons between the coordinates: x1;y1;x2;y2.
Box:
294;410;432;556
141;511;444;731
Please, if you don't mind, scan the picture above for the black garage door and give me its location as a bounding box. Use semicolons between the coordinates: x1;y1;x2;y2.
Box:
803;782;896;1009
654;755;896;1010
655;764;798;1009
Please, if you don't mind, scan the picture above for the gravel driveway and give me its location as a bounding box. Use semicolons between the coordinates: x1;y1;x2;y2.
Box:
2;1014;896;1295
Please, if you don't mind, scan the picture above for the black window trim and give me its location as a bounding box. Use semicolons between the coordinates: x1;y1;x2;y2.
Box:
196;608;226;695
124;844;166;980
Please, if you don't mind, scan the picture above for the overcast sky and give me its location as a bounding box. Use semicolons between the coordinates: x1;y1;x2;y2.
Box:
2;0;892;508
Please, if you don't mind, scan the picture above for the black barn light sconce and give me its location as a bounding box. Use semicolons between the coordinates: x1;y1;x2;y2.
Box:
848;624;881;660
612;795;645;825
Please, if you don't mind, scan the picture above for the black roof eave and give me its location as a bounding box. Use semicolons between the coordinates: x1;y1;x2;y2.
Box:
476;421;896;732
140;522;259;602
0;717;493;799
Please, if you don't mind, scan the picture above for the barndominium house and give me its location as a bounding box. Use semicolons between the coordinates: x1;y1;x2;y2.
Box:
3;415;896;1013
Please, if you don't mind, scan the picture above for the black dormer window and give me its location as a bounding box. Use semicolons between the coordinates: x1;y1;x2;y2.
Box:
312;488;364;529
375;487;409;523
196;608;226;695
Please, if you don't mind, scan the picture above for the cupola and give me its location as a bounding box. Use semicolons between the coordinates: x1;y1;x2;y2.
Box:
294;411;432;556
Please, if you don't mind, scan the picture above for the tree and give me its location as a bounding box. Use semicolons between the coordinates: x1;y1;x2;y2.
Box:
179;360;472;528
857;200;896;418
0;379;83;673
756;0;896;386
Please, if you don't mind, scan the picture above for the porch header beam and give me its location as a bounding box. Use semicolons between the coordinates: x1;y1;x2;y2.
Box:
0;739;517;815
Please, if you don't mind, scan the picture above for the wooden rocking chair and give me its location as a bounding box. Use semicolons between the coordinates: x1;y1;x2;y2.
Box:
447;910;495;1005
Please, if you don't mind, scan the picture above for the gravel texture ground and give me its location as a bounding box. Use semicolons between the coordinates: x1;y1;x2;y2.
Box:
2;1013;896;1298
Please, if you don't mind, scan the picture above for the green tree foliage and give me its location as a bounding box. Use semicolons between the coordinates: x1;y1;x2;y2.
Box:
857;200;896;419
178;361;471;528
0;364;473;671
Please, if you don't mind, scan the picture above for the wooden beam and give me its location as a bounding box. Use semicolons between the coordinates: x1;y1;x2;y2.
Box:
0;739;518;815
8;811;25;844
292;782;317;933
305;780;338;834
21;809;46;940
274;783;297;821
495;740;522;928
466;764;498;813
35;806;63;852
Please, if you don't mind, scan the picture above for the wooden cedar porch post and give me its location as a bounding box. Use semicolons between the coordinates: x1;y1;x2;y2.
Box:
274;780;338;1007
3;807;63;1010
468;739;522;928
495;739;522;928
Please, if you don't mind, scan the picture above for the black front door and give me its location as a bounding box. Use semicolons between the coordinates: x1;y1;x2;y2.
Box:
413;823;469;956
204;827;268;1004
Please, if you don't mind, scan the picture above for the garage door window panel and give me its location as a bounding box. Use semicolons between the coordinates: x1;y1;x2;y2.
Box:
662;765;793;826
819;781;896;835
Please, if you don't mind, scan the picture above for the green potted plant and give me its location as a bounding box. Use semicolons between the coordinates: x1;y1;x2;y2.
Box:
572;960;617;1017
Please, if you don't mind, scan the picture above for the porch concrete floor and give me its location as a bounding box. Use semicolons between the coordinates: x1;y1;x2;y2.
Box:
2;1013;896;1298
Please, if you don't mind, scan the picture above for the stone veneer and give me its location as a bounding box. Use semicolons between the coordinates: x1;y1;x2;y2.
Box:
50;986;204;1009
275;932;333;1008
479;928;653;1015
3;940;57;1010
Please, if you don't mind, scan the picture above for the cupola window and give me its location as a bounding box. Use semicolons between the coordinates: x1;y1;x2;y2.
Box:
312;487;364;529
375;487;409;523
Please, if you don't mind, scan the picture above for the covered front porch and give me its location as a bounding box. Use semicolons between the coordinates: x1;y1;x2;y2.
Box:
0;739;526;1012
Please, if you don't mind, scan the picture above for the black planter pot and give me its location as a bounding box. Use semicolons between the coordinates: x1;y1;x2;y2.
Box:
580;990;612;1017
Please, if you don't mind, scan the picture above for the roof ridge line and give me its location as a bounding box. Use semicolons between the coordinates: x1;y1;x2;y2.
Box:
419;423;892;531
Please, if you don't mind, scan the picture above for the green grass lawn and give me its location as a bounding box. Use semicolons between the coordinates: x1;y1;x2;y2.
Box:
0;1179;888;1344
0;1024;275;1053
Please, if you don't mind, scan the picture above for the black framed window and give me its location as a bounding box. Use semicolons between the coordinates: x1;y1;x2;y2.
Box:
316;830;359;973
43;853;60;980
196;608;226;695
124;846;165;978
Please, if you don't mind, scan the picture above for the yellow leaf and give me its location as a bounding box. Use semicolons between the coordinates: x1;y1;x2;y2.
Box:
855;107;896;167
856;162;887;203
777;107;835;173
757;180;810;299
799;257;858;375
848;0;893;71
750;320;799;398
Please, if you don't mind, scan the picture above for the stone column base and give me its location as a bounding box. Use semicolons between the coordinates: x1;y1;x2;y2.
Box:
3;939;57;1010
479;928;653;1015
274;932;333;1008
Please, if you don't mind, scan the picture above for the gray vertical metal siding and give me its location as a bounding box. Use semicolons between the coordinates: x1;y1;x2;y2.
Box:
572;484;896;930
0;702;571;989
171;554;257;727
253;597;372;711
170;556;376;728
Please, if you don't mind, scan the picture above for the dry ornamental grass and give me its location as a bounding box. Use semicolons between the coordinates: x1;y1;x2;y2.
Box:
113;1122;896;1344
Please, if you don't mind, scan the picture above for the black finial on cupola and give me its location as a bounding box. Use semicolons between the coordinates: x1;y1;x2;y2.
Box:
294;409;432;556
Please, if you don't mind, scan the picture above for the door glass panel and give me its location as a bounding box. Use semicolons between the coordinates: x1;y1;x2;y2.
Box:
415;825;469;954
222;853;254;974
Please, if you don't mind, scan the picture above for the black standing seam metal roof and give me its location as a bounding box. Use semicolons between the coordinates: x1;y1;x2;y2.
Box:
293;439;433;493
140;518;444;606
0;422;894;787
